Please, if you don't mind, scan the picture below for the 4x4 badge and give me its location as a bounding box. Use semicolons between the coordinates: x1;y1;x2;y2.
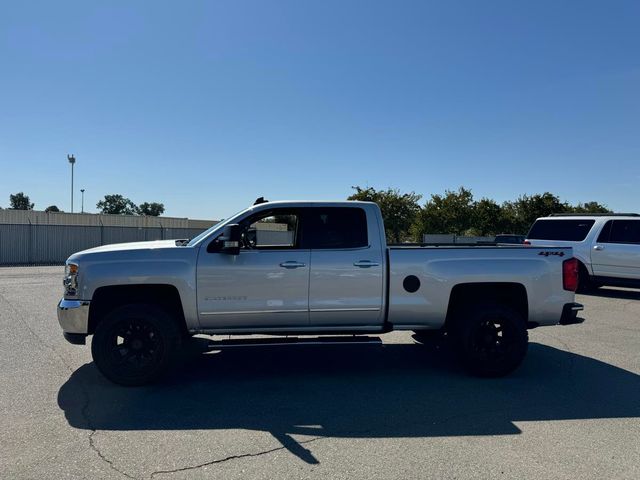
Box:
538;251;565;257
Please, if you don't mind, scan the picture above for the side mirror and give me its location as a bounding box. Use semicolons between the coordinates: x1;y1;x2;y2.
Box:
220;224;241;255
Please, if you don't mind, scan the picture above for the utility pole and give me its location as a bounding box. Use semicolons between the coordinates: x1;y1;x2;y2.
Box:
80;189;85;213
67;154;76;213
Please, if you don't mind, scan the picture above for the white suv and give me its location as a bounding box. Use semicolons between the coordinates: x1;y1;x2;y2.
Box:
525;214;640;290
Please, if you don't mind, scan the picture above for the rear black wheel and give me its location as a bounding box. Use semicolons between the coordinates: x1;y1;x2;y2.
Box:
452;305;528;377
91;304;182;386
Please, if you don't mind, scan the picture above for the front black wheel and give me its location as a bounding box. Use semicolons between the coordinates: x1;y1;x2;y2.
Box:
91;304;182;386
453;305;528;377
412;329;449;350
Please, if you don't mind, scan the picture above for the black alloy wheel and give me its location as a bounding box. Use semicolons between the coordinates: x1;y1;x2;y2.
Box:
91;304;181;386
454;305;528;377
109;318;163;372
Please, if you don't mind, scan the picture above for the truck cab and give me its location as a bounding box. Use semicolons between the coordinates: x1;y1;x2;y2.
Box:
196;202;386;331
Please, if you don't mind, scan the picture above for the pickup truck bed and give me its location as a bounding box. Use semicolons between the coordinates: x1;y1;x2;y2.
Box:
388;246;574;329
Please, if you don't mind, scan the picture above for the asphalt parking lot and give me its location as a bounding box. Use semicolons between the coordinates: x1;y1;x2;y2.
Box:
0;266;638;479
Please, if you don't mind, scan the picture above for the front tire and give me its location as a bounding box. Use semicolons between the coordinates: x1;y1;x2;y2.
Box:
452;305;528;377
91;303;182;386
412;329;444;343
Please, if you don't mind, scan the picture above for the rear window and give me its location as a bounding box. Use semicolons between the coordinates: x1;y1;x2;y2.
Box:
303;207;368;249
527;219;595;241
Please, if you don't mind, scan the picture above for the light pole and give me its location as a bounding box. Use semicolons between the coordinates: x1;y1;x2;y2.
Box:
80;189;85;213
67;154;76;213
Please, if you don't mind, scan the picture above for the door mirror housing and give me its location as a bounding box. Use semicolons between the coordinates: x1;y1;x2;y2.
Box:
220;224;241;255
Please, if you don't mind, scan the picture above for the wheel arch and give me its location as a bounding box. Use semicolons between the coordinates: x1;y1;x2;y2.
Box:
444;282;529;330
88;284;188;336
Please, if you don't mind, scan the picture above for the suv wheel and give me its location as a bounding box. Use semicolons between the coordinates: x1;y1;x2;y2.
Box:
577;263;599;292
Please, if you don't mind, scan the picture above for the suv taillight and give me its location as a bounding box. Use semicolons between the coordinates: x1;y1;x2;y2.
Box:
523;240;531;245
563;258;579;292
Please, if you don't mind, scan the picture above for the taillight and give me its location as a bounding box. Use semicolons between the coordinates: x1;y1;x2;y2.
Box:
523;240;531;245
563;258;579;292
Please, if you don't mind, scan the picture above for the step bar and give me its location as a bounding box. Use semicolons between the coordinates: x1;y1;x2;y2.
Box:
207;335;383;350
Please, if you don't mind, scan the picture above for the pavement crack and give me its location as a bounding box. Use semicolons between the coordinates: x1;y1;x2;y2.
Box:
88;430;140;480
80;385;140;480
0;290;139;480
148;437;322;479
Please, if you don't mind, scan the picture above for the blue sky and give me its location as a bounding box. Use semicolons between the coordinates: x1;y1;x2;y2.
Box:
1;0;639;220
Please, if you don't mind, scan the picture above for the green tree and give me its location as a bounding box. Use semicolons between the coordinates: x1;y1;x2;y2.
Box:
413;187;475;238
9;192;34;210
348;186;422;243
570;201;611;214
138;202;165;216
375;185;615;240
96;194;138;215
45;205;61;213
502;192;569;233
472;198;505;236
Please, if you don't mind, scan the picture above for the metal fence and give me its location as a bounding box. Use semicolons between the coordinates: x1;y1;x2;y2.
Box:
422;234;495;244
0;224;207;266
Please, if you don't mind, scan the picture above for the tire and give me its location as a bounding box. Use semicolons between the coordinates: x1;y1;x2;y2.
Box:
452;305;528;377
576;262;602;293
412;329;442;343
91;303;182;386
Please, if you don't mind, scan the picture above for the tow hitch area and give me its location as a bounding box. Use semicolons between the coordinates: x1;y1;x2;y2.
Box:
559;302;585;325
207;335;383;350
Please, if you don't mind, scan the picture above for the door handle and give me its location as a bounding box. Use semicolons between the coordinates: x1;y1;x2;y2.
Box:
353;260;380;268
279;261;306;269
593;245;604;251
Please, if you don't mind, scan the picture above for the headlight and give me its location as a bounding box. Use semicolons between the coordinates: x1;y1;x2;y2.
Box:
63;263;79;296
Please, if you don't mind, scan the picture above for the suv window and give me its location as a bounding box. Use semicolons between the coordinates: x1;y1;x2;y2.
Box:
602;220;640;245
303;207;368;249
527;219;595;241
596;220;612;242
240;210;300;249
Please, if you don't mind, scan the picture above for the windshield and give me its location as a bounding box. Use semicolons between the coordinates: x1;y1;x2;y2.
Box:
186;206;250;247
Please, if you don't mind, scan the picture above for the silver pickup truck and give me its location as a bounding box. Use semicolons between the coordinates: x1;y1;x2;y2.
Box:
58;200;583;385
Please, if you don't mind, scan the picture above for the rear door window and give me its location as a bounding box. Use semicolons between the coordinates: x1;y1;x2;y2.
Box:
605;220;640;245
527;219;595;241
303;207;368;249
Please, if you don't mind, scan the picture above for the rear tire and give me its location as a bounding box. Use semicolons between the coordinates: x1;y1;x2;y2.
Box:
452;305;528;377
91;303;182;386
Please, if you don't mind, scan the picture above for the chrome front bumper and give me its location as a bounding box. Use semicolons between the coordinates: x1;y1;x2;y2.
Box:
57;298;90;334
